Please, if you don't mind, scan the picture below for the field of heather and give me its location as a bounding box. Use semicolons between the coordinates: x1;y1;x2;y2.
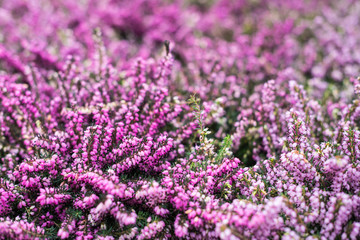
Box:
0;0;360;239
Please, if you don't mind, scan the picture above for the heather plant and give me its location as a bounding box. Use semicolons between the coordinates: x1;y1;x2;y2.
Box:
1;0;360;240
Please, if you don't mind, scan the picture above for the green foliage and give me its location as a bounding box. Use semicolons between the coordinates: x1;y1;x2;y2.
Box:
215;135;232;163
187;94;208;145
66;208;83;220
234;136;257;167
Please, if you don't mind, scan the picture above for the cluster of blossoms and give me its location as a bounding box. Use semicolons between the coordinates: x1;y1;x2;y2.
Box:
1;0;360;239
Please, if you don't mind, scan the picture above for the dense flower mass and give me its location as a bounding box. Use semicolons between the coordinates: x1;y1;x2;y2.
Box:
0;0;360;239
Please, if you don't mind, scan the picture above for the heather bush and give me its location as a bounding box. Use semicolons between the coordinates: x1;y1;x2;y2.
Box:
0;0;360;239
